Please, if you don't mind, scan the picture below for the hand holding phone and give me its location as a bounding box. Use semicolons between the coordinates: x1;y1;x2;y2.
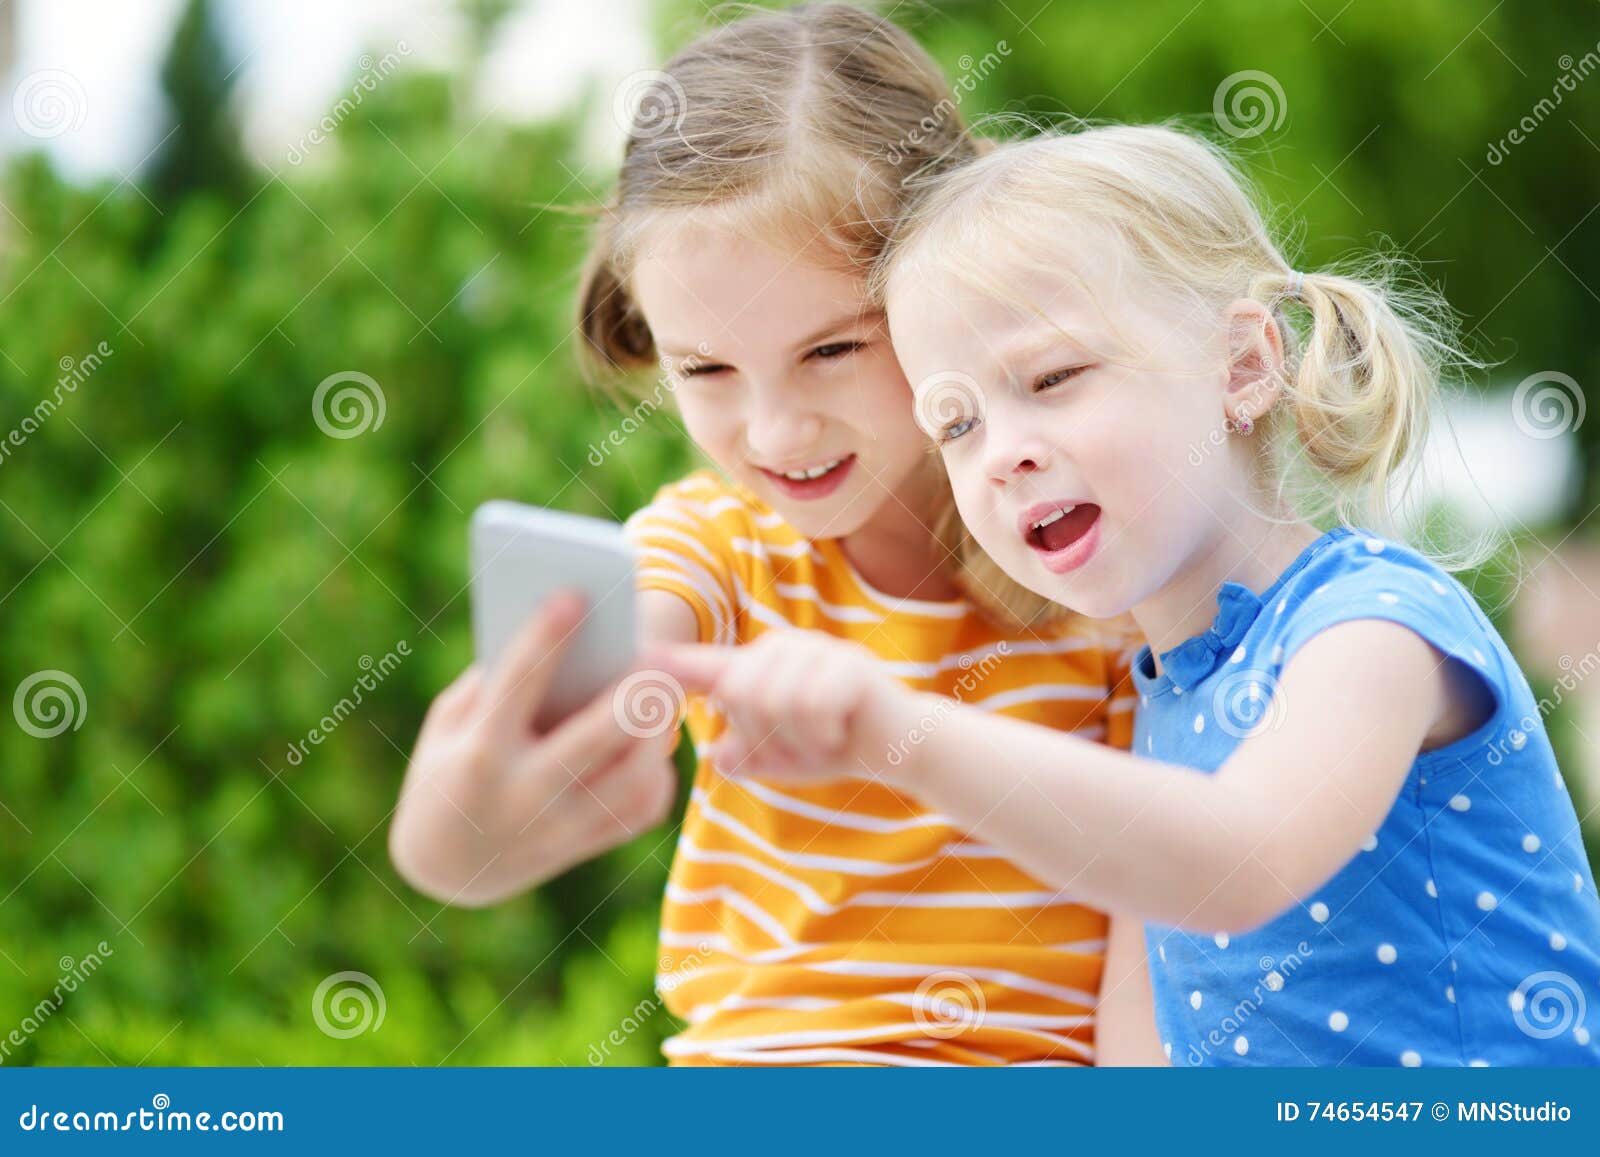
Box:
469;500;637;729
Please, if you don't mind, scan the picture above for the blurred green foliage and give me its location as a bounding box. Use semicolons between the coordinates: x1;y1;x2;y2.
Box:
0;0;1595;1065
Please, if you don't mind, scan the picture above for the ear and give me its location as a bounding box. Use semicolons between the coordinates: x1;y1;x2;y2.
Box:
1222;299;1286;425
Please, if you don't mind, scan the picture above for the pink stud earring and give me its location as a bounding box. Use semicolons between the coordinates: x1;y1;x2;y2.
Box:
1224;413;1254;436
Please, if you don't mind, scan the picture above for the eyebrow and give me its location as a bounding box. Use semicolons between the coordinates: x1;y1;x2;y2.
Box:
792;307;883;352
657;309;882;363
992;326;1096;377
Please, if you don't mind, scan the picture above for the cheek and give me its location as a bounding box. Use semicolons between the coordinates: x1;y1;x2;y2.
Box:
674;394;736;457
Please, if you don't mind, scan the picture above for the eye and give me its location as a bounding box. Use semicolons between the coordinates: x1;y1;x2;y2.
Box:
1034;364;1089;392
939;416;980;443
678;361;731;378
810;340;865;361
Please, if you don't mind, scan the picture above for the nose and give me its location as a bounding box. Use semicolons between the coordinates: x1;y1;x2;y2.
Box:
981;402;1053;484
744;386;824;462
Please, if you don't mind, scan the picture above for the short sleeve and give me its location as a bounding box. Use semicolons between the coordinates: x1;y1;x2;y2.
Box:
1276;540;1506;742
623;476;743;646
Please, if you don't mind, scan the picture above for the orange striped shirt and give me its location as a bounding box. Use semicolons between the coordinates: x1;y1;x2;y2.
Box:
625;471;1137;1066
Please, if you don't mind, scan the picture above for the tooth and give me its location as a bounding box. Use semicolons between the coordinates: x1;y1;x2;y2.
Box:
1032;508;1067;530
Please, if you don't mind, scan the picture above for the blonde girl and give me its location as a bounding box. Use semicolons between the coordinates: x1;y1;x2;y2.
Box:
658;123;1600;1066
390;7;1146;1067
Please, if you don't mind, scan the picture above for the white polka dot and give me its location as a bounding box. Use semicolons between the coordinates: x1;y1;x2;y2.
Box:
1309;901;1329;923
1190;990;1203;1010
1234;1035;1249;1056
1509;729;1527;750
1551;932;1568;951
1576;872;1585;893
1430;580;1448;595
1425;878;1438;899
1147;735;1153;753
1451;959;1459;972
1361;834;1378;852
1271;644;1284;664
1264;970;1284;992
1230;645;1246;664
1140;695;1149;708
1577;1027;1592;1046
1377;943;1397;964
1276;598;1287;616
1158;943;1166;963
1523;833;1541;854
1314;584;1330;597
1448;794;1471;813
1365;538;1384;553
1328;1011;1349;1032
1477;891;1497;911
1445;986;1455;1003
1194;713;1205;734
1509;991;1526;1013
1473;648;1487;666
1400;1050;1421;1067
1214;932;1230;949
1376;592;1399;605
1163;1041;1172;1058
1173;685;1184;696
1468;1059;1489;1067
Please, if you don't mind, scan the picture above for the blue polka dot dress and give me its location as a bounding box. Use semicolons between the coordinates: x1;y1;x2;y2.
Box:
1130;528;1600;1066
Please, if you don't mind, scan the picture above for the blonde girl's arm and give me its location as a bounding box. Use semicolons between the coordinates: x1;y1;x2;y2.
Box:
888;619;1457;932
1095;916;1169;1066
660;617;1465;932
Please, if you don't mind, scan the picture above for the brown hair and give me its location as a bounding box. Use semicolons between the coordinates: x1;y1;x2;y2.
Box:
577;3;1068;627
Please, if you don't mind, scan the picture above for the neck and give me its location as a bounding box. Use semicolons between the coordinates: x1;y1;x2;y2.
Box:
840;457;961;602
1134;515;1323;667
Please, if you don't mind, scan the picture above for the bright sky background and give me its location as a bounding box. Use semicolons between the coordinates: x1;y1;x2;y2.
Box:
1;0;651;181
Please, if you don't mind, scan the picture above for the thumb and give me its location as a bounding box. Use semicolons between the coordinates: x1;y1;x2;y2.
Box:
646;643;733;696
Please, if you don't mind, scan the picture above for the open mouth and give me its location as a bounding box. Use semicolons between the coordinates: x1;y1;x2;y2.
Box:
758;454;856;501
1021;501;1102;574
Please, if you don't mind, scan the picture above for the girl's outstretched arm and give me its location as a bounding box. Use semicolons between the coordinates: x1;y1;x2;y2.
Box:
658;619;1459;932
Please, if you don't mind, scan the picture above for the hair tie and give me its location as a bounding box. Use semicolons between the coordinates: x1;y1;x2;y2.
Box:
1290;270;1305;298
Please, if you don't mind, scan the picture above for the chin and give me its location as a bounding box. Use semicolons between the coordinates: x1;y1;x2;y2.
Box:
762;488;874;540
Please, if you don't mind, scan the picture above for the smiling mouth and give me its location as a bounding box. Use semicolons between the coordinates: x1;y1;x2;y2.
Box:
757;454;857;500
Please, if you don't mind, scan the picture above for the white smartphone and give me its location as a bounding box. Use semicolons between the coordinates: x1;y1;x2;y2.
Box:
469;500;637;728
